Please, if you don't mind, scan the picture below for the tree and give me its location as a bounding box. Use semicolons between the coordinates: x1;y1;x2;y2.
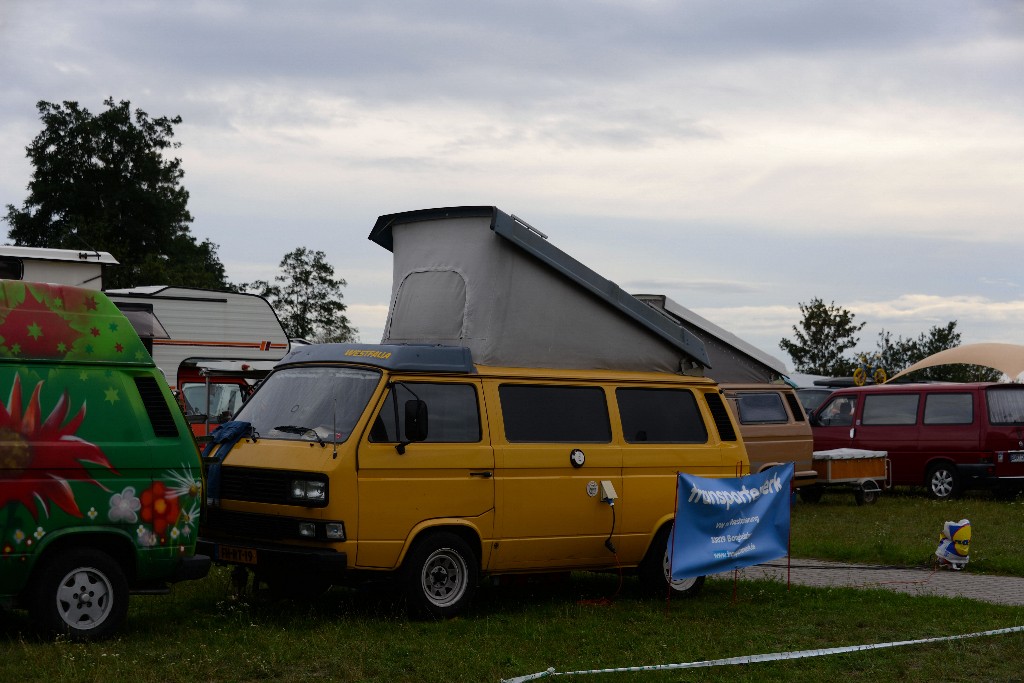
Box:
875;322;1002;383
779;298;865;376
4;98;228;290
242;247;357;343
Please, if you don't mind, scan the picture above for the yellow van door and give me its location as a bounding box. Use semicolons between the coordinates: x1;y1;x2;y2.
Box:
485;381;622;571
355;379;494;569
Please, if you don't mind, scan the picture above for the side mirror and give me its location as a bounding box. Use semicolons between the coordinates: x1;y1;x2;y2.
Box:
404;399;429;443
807;412;819;427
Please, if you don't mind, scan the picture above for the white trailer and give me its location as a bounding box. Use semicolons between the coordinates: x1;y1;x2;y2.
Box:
105;286;290;434
0;246;118;289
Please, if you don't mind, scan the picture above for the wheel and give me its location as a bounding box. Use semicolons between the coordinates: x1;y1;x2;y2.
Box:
402;532;478;619
927;463;959;500
638;526;705;598
854;486;878;506
30;548;128;641
799;486;824;503
853;367;866;386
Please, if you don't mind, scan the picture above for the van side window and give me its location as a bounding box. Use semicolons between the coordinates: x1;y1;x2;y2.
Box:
734;392;788;425
923;393;973;425
863;394;919;425
499;385;611;443
987;387;1024;425
371;382;481;443
818;396;857;426
616;388;708;443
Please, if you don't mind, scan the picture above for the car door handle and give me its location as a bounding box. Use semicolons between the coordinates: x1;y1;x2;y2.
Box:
469;471;493;479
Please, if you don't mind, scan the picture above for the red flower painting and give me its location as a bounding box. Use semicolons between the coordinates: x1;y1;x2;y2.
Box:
0;375;115;520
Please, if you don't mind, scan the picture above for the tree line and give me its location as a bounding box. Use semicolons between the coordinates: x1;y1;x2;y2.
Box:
5;98;1001;378
779;298;1001;382
3;98;355;343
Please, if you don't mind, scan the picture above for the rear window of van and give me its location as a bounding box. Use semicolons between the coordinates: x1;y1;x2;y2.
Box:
499;385;611;443
862;394;919;425
987;387;1024;425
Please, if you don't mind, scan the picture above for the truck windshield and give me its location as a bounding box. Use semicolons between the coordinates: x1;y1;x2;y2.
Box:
234;366;382;443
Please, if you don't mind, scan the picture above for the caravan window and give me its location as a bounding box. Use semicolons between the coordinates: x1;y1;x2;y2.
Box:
0;256;23;280
499;385;611;443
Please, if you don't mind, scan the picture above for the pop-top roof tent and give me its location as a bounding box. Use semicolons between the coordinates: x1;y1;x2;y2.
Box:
634;294;789;384
368;206;709;374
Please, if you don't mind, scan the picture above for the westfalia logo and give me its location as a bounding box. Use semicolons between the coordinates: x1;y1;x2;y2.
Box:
344;349;392;359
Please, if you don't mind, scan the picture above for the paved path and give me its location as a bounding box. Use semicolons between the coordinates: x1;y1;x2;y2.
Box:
712;558;1024;606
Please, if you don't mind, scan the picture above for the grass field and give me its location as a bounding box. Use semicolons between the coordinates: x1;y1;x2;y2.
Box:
2;489;1023;682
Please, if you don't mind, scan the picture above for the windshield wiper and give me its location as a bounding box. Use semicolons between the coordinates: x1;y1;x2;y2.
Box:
273;425;326;448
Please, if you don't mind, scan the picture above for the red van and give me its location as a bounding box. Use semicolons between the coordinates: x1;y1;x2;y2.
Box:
810;382;1024;499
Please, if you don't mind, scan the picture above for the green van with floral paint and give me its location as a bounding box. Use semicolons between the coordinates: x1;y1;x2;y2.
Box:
0;280;210;640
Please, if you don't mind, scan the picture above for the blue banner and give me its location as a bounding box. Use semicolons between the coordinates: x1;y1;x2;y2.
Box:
671;463;793;579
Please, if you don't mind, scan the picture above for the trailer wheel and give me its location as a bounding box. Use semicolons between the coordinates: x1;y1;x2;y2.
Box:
854;486;878;506
30;548;128;641
927;463;959;500
402;532;478;619
799;486;824;504
638;526;705;598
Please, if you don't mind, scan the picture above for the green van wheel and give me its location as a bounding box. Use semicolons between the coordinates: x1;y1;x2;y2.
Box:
30;548;128;641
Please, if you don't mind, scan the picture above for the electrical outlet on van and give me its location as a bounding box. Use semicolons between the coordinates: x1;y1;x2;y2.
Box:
599;480;618;503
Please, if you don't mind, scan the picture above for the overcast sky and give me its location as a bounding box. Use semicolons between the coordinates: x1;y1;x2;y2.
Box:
2;1;1023;371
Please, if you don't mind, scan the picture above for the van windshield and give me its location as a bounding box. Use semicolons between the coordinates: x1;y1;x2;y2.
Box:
235;366;382;443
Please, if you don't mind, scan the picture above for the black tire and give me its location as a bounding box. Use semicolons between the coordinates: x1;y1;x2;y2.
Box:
402;532;478;619
30;548;128;641
637;526;705;599
927;463;959;500
854;487;878;506
799;486;824;504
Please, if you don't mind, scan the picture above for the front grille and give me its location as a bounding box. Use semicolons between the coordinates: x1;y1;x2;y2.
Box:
216;466;328;507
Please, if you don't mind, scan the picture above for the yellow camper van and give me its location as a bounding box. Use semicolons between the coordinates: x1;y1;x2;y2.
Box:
198;343;748;616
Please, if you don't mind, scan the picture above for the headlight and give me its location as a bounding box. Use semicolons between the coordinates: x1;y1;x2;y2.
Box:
294;521;345;541
290;479;327;502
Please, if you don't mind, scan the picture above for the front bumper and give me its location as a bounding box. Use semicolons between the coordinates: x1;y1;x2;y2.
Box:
197;538;348;582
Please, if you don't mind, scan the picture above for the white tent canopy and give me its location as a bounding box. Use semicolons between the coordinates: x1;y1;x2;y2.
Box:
887;343;1024;382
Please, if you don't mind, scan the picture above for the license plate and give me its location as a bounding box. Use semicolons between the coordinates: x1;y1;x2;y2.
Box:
218;545;258;565
1010;452;1024;463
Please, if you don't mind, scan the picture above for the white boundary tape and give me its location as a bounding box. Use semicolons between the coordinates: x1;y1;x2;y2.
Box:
501;625;1024;682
